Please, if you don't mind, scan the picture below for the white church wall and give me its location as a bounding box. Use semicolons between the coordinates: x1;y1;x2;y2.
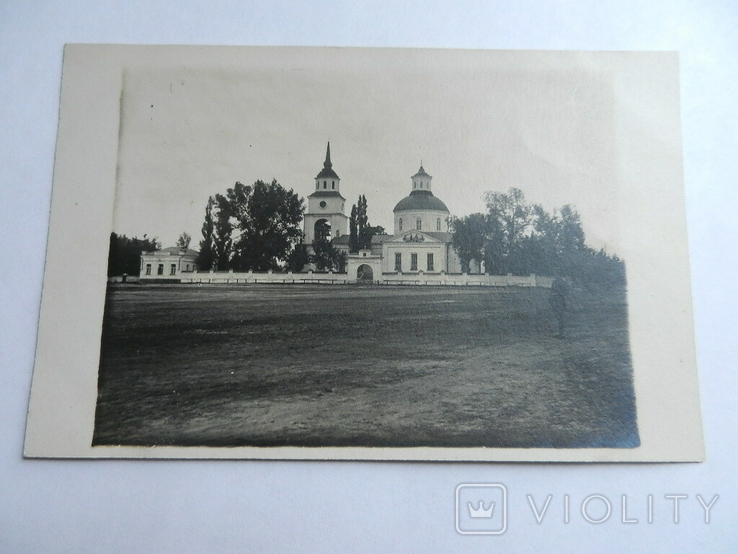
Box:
394;209;448;234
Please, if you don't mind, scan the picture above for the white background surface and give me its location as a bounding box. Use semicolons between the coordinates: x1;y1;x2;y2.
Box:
1;1;735;552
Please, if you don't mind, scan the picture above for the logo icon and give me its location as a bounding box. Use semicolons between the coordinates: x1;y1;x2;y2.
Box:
468;500;494;518
456;484;507;535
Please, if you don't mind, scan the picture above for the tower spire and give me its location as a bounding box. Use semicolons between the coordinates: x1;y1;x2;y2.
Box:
324;142;332;168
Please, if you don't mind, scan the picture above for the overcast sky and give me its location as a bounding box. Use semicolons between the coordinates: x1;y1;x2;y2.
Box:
113;48;623;253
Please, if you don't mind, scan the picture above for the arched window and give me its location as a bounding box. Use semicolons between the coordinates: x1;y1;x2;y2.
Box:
314;219;332;241
413;183;416;189
332;181;335;189
437;218;441;231
323;181;327;189
416;218;422;230
399;218;403;231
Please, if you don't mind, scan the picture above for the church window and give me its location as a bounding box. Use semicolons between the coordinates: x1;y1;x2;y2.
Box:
395;253;402;271
332;181;335;189
427;253;434;271
145;264;152;275
399;218;403;231
437;218;441;231
170;264;177;275
416;218;422;230
157;264;164;275
411;253;418;271
319;201;327;208
413;183;416;189
323;181;327;189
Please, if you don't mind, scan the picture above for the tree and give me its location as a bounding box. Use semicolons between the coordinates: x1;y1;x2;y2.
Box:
107;232;160;277
356;195;370;249
484;187;532;274
558;205;585;252
197;194;233;270
212;193;233;270
348;195;379;252
197;197;215;270
176;231;191;250
367;225;386;237
348;204;359;252
450;213;487;273
228;179;305;271
286;244;310;273
311;238;346;272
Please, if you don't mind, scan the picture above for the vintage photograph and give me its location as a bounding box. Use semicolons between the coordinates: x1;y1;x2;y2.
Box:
93;50;639;449
24;46;703;461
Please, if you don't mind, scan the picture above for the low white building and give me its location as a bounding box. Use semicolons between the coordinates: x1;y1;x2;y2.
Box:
140;247;199;282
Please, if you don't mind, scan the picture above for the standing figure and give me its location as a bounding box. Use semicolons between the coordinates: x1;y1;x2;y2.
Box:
549;277;571;338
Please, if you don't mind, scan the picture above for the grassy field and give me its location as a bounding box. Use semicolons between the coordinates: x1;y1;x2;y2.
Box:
93;283;639;448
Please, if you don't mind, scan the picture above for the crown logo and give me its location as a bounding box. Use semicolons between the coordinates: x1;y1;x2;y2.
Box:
467;500;494;518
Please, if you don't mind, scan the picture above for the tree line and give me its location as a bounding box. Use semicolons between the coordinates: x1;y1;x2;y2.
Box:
108;180;622;285
450;187;624;285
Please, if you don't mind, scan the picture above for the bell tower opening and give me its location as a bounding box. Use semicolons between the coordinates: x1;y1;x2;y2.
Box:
314;219;332;241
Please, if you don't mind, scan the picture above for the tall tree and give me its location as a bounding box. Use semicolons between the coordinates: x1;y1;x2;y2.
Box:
107;232;160;277
348;204;359;252
228;179;305;271
348;195;379;252
357;195;372;249
197;197;216;270
212;193;233;270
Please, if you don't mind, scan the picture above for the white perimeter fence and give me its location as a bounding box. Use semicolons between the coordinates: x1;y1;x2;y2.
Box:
177;270;553;288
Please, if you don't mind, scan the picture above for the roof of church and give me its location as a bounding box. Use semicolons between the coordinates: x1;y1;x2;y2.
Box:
316;142;340;180
145;246;199;257
393;190;449;213
412;164;431;179
332;234;350;244
308;190;346;200
421;232;454;242
371;234;392;243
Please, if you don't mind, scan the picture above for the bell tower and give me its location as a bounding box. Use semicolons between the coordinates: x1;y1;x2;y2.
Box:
304;142;348;245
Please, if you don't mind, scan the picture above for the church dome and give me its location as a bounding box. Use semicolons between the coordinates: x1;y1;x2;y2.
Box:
393;190;449;213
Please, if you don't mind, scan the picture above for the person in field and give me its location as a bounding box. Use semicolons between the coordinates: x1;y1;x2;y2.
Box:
549;277;571;338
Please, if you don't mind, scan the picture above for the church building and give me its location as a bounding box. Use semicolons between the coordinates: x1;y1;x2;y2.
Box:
303;143;476;280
